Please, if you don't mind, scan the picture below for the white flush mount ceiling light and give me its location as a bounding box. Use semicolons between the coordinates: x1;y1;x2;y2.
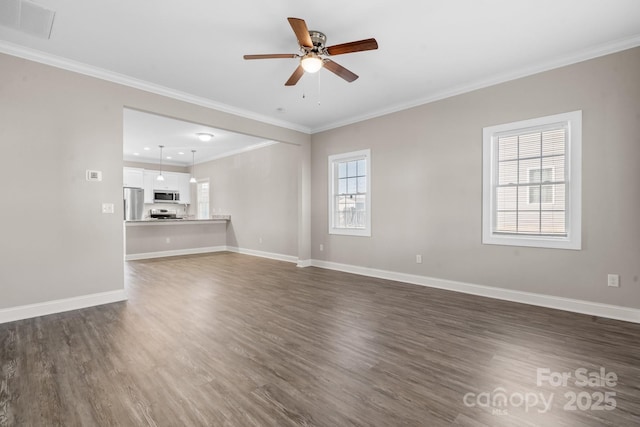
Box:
189;150;197;183
300;53;323;73
196;133;214;142
157;145;165;181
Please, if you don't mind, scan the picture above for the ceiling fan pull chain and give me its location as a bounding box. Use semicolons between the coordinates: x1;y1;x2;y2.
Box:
317;71;321;106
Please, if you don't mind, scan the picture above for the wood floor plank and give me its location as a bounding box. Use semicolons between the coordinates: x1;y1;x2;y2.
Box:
1;251;639;426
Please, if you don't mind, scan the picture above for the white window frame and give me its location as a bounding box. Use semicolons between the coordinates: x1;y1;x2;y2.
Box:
328;149;371;237
196;179;210;220
482;111;582;250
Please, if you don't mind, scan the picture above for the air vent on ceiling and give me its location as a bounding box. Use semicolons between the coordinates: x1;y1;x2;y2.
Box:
0;0;20;27
0;0;56;39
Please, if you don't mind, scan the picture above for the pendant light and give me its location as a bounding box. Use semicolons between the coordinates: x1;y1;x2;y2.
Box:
157;145;165;181
189;150;197;183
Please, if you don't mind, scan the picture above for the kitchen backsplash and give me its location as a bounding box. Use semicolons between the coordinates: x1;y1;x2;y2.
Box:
142;203;190;219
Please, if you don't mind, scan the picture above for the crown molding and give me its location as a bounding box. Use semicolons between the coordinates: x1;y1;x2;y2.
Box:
0;41;311;134
310;34;640;133
2;33;639;136
194;140;280;165
122;155;190;167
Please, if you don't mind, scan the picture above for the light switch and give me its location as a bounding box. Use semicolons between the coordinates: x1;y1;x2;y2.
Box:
102;203;114;214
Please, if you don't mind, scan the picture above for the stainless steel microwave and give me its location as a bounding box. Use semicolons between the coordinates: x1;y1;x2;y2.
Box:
153;190;180;203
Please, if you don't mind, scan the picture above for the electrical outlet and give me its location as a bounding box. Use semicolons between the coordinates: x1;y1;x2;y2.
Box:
165;237;171;244
259;237;263;244
607;274;620;287
319;244;324;251
416;254;423;264
101;203;114;214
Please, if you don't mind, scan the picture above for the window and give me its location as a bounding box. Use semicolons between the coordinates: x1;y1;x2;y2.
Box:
328;149;371;236
482;111;581;250
196;180;210;219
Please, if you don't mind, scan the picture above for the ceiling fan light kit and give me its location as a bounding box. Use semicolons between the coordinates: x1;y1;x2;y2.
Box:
243;17;378;86
300;53;323;73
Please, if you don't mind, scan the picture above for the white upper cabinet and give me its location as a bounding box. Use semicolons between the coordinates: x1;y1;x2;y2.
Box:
143;171;156;203
176;174;191;205
123;167;144;188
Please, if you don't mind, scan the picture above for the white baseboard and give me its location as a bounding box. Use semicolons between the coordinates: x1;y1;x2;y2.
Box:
0;289;127;324
296;259;312;268
125;246;227;261
226;246;298;264
311;260;640;324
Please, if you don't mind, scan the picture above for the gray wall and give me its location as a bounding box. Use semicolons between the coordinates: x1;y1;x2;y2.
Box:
125;223;227;255
0;53;309;310
192;142;299;257
2;46;638;313
310;47;640;308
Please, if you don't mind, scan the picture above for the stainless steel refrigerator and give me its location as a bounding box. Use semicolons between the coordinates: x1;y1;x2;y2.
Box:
123;187;144;220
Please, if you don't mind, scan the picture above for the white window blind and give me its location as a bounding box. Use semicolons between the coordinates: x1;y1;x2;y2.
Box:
495;127;566;236
483;111;582;250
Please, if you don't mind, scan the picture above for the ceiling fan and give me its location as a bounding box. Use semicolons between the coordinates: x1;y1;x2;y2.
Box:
243;17;378;86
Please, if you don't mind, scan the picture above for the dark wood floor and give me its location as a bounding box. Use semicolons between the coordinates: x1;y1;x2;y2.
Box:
1;252;639;426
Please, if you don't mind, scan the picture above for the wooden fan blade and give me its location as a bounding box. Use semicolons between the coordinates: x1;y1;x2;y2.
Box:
287;17;313;48
285;65;305;86
323;59;358;82
244;54;298;60
326;38;378;56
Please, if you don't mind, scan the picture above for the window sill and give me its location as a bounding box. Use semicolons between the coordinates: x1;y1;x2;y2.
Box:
482;232;581;250
329;228;371;237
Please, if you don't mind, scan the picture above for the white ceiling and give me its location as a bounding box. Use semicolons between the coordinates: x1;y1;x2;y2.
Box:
123;108;275;166
1;1;640;134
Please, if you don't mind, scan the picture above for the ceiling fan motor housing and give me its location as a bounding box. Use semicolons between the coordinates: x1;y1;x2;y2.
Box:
308;31;327;52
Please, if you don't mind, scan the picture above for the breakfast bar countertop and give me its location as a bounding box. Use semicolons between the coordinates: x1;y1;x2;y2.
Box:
125;215;230;226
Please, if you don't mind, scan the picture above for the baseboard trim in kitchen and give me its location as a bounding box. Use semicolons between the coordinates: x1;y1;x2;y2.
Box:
0;289;127;324
310;260;640;324
125;246;227;261
226;247;298;264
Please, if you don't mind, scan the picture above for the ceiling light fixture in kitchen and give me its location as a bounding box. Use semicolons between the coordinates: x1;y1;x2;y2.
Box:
190;150;197;183
196;133;213;142
157;145;165;181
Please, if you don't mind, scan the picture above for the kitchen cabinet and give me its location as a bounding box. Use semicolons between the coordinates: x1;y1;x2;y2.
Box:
175;174;192;205
153;171;180;191
123;167;144;188
143;171;155;203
